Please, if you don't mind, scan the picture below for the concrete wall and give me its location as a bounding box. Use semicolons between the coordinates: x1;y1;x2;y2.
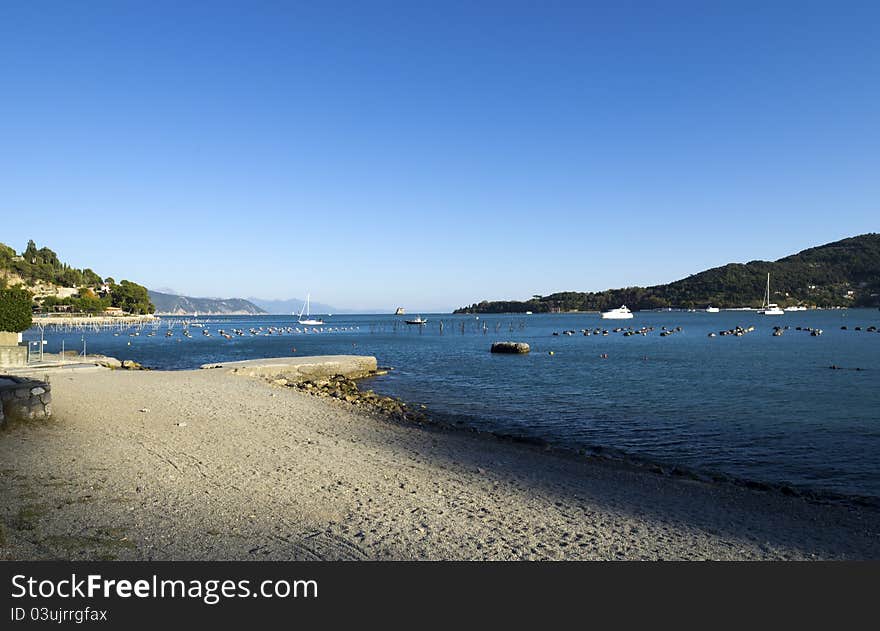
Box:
201;355;379;383
0;331;23;346
0;345;28;367
0;376;52;425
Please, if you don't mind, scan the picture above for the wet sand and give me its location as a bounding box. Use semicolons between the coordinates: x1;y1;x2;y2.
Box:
1;367;878;560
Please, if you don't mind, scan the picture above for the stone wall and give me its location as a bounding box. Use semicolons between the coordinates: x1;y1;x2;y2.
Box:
0;376;52;425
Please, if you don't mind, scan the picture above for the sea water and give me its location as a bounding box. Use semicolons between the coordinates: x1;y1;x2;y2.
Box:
24;309;880;499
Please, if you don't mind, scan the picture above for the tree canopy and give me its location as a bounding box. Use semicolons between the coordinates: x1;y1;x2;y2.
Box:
0;287;33;333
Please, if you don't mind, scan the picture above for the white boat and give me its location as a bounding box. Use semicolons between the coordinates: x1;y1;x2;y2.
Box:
296;293;324;325
405;316;427;325
757;274;784;315
785;305;807;312
525;311;533;315
705;306;720;313
601;305;634;320
395;307;405;315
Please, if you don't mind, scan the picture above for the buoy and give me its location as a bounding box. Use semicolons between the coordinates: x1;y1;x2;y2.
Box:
548;351;554;356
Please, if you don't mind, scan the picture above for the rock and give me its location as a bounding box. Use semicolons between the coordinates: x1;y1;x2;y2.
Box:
490;342;530;354
122;360;142;370
95;356;122;369
30;386;46;396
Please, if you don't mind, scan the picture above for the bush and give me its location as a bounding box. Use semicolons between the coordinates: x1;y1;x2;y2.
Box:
0;287;33;333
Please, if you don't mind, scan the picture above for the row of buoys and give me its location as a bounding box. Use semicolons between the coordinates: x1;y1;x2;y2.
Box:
552;325;687;337
711;325;756;337
583;328;609;336
659;326;683;337
623;326;654;337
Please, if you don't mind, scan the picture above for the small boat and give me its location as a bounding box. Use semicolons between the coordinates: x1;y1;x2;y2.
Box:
525;311;533;315
705;305;720;313
601;305;634;320
405;316;428;325
296;293;324;325
757;274;784;315
785;305;807;312
395;307;405;315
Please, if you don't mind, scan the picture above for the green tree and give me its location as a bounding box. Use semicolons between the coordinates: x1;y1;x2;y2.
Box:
110;280;155;314
0;287;33;333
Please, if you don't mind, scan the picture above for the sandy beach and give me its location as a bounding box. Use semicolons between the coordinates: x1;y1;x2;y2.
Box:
1;365;879;561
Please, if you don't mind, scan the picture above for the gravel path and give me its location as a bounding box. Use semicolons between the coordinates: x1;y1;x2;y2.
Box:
1;368;878;560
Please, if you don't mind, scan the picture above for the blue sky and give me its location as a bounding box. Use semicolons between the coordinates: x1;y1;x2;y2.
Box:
1;1;877;312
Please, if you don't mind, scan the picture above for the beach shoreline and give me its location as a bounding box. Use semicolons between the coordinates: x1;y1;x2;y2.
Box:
1;364;879;560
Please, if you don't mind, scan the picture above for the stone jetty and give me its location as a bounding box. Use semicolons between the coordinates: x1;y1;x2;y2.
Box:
200;355;379;382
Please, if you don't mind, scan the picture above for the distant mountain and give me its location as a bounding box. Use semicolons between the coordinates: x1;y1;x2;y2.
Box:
247;297;337;315
455;233;880;313
148;291;266;316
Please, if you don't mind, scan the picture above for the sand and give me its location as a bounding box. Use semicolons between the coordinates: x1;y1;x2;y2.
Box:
1;366;878;560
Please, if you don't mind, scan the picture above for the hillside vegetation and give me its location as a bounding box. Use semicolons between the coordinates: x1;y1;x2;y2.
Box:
0;240;154;315
455;234;880;313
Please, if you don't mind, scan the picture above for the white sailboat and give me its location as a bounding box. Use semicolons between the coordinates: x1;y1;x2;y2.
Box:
601;305;634;319
757;274;784;315
296;293;324;325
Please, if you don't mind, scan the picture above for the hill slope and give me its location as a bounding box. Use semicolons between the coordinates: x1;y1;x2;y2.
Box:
246;297;337;315
1;240;154;314
148;291;266;316
455;234;880;313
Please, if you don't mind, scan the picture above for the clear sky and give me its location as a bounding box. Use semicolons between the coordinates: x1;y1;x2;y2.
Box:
1;1;877;312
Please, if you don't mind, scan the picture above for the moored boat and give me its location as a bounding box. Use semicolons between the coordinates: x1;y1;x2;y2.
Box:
757;274;784;315
296;293;324;325
601;305;634;320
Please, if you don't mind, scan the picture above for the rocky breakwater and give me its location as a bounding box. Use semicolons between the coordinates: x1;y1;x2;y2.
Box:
490;341;531;354
91;355;144;370
0;376;51;426
286;374;429;424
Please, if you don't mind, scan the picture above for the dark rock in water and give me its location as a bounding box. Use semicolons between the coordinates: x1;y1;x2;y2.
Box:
490;341;530;354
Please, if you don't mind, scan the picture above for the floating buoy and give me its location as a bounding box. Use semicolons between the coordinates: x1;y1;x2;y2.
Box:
548;351;554;356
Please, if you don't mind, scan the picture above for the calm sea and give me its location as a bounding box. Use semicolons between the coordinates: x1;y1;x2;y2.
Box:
24;310;880;499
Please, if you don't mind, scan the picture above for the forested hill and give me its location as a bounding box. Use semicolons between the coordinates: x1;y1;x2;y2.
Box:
455;234;880;313
148;291;266;316
1;239;155;314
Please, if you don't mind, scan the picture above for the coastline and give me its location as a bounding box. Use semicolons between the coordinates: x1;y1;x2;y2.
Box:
1;362;879;560
31;314;157;326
